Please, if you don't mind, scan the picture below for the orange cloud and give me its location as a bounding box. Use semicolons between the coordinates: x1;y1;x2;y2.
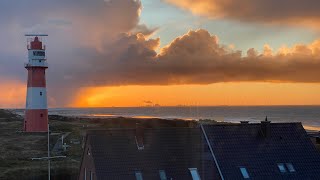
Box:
0;80;26;108
164;0;320;28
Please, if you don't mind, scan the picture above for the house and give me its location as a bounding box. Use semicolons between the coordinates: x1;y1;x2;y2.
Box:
202;121;320;179
79;121;320;180
79;126;218;180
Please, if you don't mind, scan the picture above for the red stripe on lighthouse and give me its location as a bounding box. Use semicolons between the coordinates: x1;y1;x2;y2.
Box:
27;68;46;87
24;109;48;132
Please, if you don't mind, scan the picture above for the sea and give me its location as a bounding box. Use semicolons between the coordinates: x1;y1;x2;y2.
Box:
13;106;320;131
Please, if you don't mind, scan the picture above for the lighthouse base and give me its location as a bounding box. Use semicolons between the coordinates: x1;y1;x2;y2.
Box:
24;109;48;132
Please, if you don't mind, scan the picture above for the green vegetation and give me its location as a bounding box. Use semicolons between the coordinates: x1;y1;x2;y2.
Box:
0;109;199;179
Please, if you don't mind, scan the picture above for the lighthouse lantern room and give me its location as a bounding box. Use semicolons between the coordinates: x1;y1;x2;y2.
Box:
24;34;49;132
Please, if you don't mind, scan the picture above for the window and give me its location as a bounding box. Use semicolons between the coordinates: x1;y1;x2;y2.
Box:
135;171;143;180
286;163;296;173
40;92;42;96
189;168;201;180
40;114;43;117
159;170;167;180
277;163;287;173
33;51;45;56
240;167;250;179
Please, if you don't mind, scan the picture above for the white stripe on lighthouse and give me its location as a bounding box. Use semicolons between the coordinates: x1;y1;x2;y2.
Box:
26;87;48;109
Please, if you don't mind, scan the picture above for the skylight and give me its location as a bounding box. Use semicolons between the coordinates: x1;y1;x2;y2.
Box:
286;163;296;173
189;168;201;180
135;171;143;180
239;167;250;179
159;170;167;180
277;163;287;173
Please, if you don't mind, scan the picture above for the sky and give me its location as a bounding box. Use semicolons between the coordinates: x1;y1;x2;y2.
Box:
1;0;320;108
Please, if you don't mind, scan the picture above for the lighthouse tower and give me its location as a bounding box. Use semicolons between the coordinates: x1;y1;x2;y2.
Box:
24;34;48;132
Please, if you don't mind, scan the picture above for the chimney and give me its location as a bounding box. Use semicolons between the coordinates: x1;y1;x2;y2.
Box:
135;123;144;150
261;116;271;138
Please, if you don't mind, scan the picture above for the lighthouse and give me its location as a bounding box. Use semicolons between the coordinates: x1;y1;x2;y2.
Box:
24;34;49;132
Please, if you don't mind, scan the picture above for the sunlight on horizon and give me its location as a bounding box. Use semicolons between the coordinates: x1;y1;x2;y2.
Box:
72;82;320;108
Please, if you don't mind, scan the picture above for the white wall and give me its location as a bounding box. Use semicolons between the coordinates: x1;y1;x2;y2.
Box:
26;87;48;109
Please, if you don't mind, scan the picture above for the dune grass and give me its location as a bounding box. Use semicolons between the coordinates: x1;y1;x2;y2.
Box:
0;109;200;179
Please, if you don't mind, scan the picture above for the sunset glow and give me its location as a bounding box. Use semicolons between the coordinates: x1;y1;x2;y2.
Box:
72;83;320;107
0;80;26;108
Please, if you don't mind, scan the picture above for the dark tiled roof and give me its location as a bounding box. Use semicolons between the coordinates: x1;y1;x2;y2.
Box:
203;123;320;180
87;128;219;180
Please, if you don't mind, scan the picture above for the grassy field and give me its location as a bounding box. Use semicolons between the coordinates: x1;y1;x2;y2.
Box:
0;110;81;179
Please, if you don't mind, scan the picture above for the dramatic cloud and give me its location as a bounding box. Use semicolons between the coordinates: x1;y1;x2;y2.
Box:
61;29;320;88
0;0;150;106
164;0;320;28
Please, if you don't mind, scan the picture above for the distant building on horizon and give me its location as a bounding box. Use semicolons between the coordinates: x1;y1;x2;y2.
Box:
79;121;320;180
24;34;49;132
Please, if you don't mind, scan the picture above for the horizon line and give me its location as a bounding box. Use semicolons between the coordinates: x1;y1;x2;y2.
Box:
5;104;320;109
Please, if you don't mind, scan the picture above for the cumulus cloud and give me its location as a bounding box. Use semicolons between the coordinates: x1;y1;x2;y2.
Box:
131;24;158;37
58;29;320;89
164;0;320;28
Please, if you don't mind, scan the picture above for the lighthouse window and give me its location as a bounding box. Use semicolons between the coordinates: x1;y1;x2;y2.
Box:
33;51;45;56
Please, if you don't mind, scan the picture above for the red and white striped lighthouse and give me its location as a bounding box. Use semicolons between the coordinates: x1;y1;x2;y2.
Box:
24;34;49;132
